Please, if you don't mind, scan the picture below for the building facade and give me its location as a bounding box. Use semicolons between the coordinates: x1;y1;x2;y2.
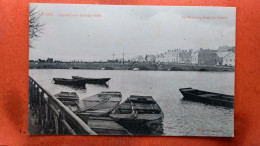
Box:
131;46;234;66
216;46;235;65
222;51;235;66
46;58;54;63
179;50;192;63
191;50;199;64
156;49;192;63
191;48;217;65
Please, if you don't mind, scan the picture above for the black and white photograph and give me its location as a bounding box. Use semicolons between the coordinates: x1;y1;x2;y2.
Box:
29;3;236;136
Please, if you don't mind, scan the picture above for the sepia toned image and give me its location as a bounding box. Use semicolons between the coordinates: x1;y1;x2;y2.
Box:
29;3;236;136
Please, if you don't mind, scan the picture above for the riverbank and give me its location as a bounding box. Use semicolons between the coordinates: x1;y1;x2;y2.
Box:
29;62;234;72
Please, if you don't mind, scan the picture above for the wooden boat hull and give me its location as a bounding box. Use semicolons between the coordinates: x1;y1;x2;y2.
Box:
72;76;111;85
109;95;164;134
109;112;164;133
53;78;86;87
54;92;80;112
179;88;234;108
113;116;164;135
76;91;122;117
86;117;132;135
109;113;163;122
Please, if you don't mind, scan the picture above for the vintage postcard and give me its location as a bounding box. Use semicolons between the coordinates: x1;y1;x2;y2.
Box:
29;3;236;136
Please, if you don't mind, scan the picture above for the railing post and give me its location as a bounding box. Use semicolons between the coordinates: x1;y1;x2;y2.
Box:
35;85;41;126
30;81;34;110
44;96;49;134
29;79;31;107
32;83;36;116
60;112;65;134
29;76;97;135
53;110;60;135
48;104;54;134
39;90;45;134
33;83;38;115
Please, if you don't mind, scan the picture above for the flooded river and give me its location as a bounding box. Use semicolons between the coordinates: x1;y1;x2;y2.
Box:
29;69;234;137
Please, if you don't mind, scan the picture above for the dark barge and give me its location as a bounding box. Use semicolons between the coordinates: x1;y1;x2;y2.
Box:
53;78;86;87
179;88;234;108
72;76;111;85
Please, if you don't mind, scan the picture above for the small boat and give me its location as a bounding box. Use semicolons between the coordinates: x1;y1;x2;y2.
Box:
179;88;234;108
71;76;111;85
54;92;80;112
87;116;132;135
109;95;164;134
53;78;86;87
76;91;122;117
132;68;140;71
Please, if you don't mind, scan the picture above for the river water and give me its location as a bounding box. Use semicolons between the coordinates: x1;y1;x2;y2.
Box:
29;69;234;137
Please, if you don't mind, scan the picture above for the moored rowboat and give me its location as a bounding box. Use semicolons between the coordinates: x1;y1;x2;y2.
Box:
72;76;111;85
76;91;122;117
54;91;132;135
54;92;80;112
53;78;86;87
179;88;234;108
109;95;164;134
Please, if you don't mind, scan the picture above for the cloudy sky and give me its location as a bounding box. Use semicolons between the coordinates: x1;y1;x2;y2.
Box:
29;4;236;61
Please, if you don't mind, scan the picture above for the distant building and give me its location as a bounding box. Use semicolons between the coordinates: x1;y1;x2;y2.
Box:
156;53;165;63
217;46;235;52
54;60;62;63
216;46;236;65
156;49;192;63
164;49;181;62
191;48;217;65
191;50;199;64
217;46;234;57
222;51;235;66
38;59;45;63
131;55;145;62
146;55;156;62
46;58;53;63
107;60;118;63
179;50;192;63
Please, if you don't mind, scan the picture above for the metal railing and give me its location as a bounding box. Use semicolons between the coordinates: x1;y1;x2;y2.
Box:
29;76;97;135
